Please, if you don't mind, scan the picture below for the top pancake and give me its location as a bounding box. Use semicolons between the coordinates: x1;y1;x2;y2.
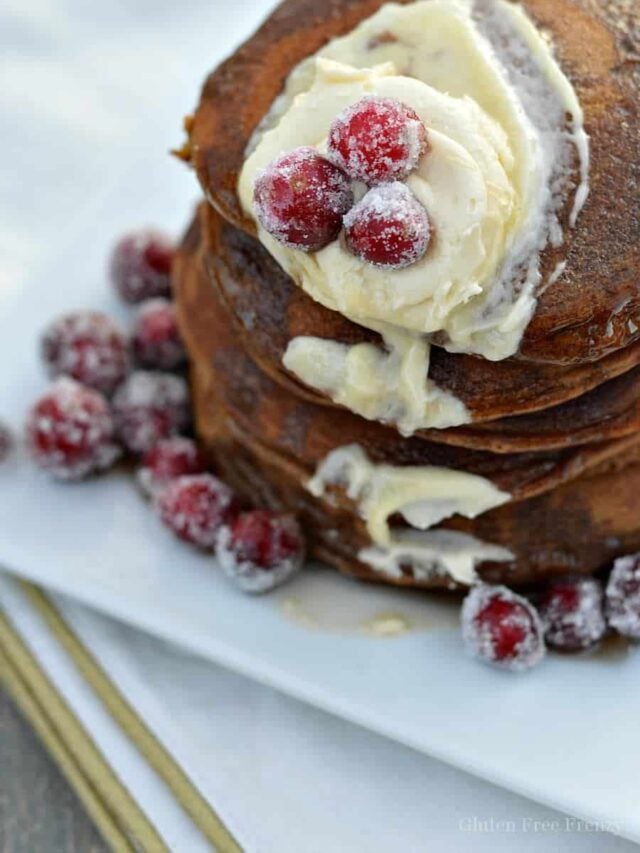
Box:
189;0;640;364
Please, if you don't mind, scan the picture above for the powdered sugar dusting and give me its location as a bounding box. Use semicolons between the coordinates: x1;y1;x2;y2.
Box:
137;436;205;498
462;583;546;671
344;182;430;269
216;512;305;594
112;370;191;454
41;311;130;395
254;147;353;251
26;377;121;480
606;553;640;640
328;95;428;185
155;473;236;549
133;298;186;371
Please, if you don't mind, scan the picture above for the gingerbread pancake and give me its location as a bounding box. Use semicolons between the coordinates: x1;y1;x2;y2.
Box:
188;0;640;364
200;201;640;439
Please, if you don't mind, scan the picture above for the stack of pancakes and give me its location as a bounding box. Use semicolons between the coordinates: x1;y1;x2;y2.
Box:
174;0;640;590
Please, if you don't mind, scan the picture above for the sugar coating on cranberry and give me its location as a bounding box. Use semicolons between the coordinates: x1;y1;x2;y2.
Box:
216;509;305;594
328;96;429;185
41;311;129;395
606;553;640;640
0;421;12;464
132;299;186;371
110;230;173;303
344;182;431;269
26;377;121;480
461;584;546;672
112;371;191;454
137;436;206;497
254;147;353;251
156;474;237;549
538;577;606;651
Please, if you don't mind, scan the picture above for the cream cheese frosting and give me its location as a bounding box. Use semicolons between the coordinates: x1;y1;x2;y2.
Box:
238;0;589;435
308;444;512;585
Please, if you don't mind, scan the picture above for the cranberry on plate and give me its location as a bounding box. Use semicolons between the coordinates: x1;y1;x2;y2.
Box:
110;230;174;303
344;182;431;269
137;436;206;498
26;377;121;480
156;473;237;549
216;509;305;594
538;576;606;651
606;553;640;640
461;583;546;672
132;298;186;371
254;147;353;251
112;370;191;454
41;311;129;395
328;95;429;185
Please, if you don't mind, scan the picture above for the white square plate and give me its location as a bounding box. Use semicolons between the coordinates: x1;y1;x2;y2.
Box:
1;174;640;844
1;2;639;844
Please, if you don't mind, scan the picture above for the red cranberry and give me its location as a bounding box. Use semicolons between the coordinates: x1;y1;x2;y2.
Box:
0;421;12;463
216;509;305;594
132;299;186;371
112;371;191;454
538;577;606;651
606;553;640;640
110;230;173;303
25;377;121;480
41;311;129;395
461;584;545;671
328;96;429;185
253;147;353;251
137;437;206;497
344;182;431;269
156;474;237;549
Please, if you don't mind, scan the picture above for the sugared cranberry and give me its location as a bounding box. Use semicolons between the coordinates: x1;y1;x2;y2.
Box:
112;371;191;454
344;182;430;269
26;377;121;480
253;147;353;251
538;577;606;651
606;553;640;640
216;509;304;594
132;299;186;371
328;96;429;185
461;584;546;671
41;311;129;395
156;474;237;549
0;421;12;463
110;230;173;303
137;436;206;497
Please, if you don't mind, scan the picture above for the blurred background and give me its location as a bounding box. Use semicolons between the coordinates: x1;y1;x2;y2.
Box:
1;0;270;297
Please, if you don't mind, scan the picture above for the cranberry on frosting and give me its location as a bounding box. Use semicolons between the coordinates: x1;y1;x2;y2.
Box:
344;182;431;269
254;147;353;251
328;95;429;185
